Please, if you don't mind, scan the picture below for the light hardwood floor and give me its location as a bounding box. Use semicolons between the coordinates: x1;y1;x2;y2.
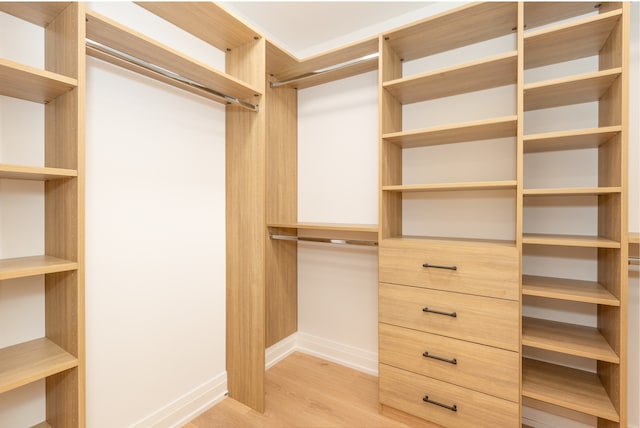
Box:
184;352;417;428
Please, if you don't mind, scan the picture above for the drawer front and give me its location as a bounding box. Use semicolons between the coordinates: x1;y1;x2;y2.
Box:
379;364;519;428
379;323;519;402
379;240;518;300
379;282;519;351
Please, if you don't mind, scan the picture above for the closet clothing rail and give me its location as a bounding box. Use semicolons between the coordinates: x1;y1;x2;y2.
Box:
270;234;378;247
85;39;260;112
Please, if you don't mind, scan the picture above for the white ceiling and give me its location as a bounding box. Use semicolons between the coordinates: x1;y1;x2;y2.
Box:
221;2;437;58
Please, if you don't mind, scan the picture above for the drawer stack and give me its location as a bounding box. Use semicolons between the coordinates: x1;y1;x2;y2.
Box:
378;239;520;427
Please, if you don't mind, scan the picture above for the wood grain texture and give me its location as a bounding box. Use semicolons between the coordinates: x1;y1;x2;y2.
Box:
383;180;518;192
522;233;620;248
522;274;620;306
523;2;603;30
0;58;77;103
0;164;77;181
188;353;414;428
523;126;621;153
0;2;69;27
0;255;77;281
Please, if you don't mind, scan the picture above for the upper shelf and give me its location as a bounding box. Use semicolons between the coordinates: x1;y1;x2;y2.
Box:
383;2;517;62
383;180;517;193
522;233;620;249
0;2;70;27
0;164;77;181
523;2;604;30
0;255;78;281
268;222;378;234
522;274;620;306
384;51;517;104
85;9;261;106
524;9;622;69
0;58;77;103
524;68;621;111
523;126;621;153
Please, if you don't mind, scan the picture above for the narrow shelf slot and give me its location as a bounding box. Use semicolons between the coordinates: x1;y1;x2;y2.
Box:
523;126;621;153
522;358;620;422
0;338;78;394
0;2;70;27
383;116;517;148
384;51;517;104
522;275;620;306
0;58;77;103
0;255;78;281
522;233;620;248
383;180;517;193
523;187;621;196
523;2;604;31
524;68;622;111
0;164;77;181
524;9;622;69
85;9;261;107
522;316;619;363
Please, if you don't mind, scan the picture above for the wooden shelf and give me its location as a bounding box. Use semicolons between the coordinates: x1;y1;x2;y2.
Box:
522;233;620;248
382;236;516;248
0;338;78;394
522;358;619;422
0;164;77;181
268;222;378;234
383;180;517;193
0;255;78;281
0;58;77;103
31;422;52;428
523;187;621;196
522;317;619;363
523;2;603;31
524;9;622;69
524;68;622;111
383;116;517;148
383;2;517;62
0;2;70;27
523;126;621;153
85;9;261;106
522;275;620;306
384;51;517;104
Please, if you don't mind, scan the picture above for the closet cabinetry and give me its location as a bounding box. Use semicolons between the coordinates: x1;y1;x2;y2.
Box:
378;3;520;427
0;2;85;427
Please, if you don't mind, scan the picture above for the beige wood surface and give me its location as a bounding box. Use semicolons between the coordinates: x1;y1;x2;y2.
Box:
384;52;517;104
523;2;601;30
522;316;619;362
0;58;77;103
522;358;619;422
522;274;620;306
0;164;77;181
383;116;517;149
267;222;378;233
524;10;622;69
522;233;620;248
31;422;53;428
0;2;69;27
379;239;519;300
383;2;517;62
383;180;518;193
187;352;414;428
523;186;621;196
380;282;519;351
379;364;520;428
523;126;621;153
0;338;78;395
85;9;261;103
0;255;78;281
379;323;519;402
524;68;622;111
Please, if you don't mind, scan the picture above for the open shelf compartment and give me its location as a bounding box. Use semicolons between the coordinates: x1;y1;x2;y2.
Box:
522;275;620;306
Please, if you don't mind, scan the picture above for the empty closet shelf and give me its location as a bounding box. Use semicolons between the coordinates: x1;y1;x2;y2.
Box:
270;234;377;247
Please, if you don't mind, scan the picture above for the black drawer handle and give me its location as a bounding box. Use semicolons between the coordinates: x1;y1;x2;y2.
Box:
422;262;457;271
423;351;457;365
423;395;457;412
423;307;457;317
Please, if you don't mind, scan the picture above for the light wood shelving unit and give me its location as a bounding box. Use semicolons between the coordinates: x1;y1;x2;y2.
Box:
0;2;85;426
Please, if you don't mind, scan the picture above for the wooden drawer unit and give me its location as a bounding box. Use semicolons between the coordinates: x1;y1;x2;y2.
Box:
379;240;519;300
379;364;520;428
379;282;519;351
379;323;519;402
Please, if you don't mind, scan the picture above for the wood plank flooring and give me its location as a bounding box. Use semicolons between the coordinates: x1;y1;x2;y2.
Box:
184;352;415;428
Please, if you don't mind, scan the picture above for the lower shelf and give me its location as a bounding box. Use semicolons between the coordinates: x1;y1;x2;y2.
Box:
0;255;78;281
0;337;78;394
522;358;619;422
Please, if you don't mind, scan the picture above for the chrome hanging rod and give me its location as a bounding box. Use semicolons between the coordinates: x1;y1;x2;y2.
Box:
85;39;259;112
270;234;378;247
270;52;379;88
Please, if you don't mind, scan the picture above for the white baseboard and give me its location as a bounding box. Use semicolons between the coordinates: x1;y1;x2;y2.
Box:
266;332;378;376
130;371;228;428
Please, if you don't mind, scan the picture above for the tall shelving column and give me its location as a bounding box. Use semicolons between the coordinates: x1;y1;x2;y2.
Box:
520;2;629;427
0;2;85;427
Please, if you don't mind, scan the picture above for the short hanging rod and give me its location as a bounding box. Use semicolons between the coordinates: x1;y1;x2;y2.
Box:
85;39;259;112
270;52;379;88
270;234;378;247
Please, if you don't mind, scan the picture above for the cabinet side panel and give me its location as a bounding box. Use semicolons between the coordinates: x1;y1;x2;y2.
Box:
226;38;267;412
45;368;79;428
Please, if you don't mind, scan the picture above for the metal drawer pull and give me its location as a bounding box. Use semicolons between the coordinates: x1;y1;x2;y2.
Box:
423;395;458;412
423;351;457;365
422;307;457;317
422;262;457;271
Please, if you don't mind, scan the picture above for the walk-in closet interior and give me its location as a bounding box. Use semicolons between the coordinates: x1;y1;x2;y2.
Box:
1;2;638;427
